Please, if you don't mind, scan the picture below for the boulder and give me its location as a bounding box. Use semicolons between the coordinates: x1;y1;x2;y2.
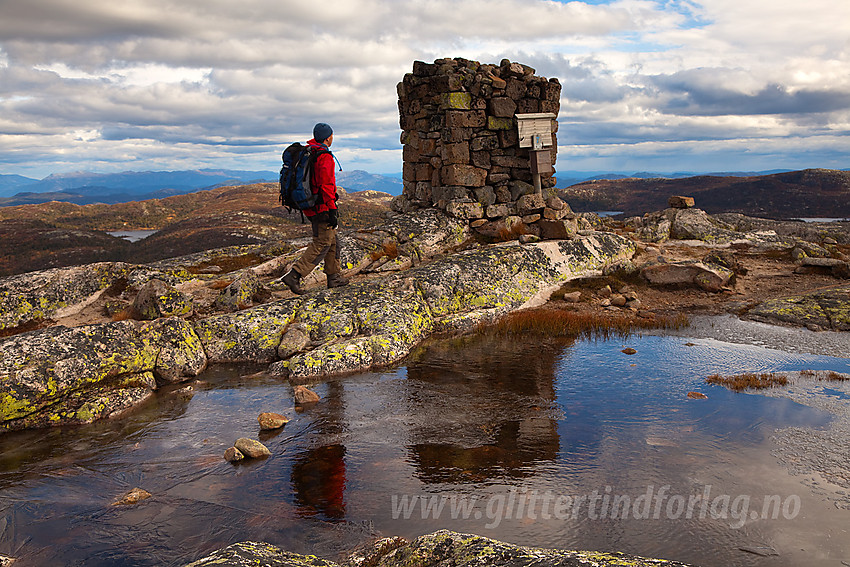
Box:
669;208;738;242
668;195;695;208
748;287;850;330
277;324;310;359
637;208;738;243
214;270;263;312
0;320;160;431
145;317;207;385
641;261;733;291
133;279;193;320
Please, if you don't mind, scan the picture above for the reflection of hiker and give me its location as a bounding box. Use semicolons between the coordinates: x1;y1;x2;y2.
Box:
283;123;348;295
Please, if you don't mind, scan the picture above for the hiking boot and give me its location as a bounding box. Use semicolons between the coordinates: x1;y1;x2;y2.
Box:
326;272;349;289
282;269;306;295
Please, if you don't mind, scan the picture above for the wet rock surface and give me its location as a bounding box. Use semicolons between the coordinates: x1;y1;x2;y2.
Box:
183;530;695;567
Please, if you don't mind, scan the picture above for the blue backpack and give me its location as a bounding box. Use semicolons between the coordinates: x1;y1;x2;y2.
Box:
279;143;329;213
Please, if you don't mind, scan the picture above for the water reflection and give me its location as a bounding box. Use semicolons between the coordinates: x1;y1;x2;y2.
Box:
404;336;565;484
0;332;847;567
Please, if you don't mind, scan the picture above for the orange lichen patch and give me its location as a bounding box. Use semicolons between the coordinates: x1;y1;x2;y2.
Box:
370;242;400;262
496;223;528;242
111;307;137;322
208;279;234;290
705;372;788;392
0;318;54;338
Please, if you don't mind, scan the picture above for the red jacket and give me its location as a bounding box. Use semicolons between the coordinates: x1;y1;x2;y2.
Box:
305;138;337;216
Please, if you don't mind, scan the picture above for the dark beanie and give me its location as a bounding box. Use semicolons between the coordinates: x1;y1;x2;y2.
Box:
313;123;333;142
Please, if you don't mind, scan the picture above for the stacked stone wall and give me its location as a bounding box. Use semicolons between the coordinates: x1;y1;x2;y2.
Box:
394;58;574;240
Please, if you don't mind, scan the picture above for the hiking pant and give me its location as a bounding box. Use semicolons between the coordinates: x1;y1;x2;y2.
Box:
292;217;341;277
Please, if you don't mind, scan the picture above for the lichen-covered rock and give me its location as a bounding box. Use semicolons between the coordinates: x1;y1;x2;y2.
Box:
133;278;193;320
277;324;310;359
193;301;301;363
214;270;262;312
0;213;634;431
143;317;207;385
282;234;633;379
182;531;695;567
342;209;470;274
637;208;739;243
234;437;271;458
183;541;339;567
748;286;850;330
372;530;695;567
0;262;132;331
0;321;160;431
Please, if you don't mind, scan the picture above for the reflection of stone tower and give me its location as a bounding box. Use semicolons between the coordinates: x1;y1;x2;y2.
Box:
404;336;568;484
395;58;562;228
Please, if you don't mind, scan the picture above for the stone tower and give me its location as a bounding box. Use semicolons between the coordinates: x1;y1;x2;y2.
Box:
394;57;564;235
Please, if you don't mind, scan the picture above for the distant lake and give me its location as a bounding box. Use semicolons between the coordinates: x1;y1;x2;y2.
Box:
108;230;158;242
793;218;850;223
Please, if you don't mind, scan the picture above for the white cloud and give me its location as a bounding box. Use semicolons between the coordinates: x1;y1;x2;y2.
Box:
1;0;849;178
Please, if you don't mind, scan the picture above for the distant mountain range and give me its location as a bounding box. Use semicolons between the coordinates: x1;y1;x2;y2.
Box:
0;169;404;206
560;168;850;218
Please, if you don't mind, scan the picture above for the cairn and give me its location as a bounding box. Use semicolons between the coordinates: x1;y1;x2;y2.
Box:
394;58;573;240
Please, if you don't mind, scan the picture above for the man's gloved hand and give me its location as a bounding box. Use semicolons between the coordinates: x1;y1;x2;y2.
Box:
328;208;339;229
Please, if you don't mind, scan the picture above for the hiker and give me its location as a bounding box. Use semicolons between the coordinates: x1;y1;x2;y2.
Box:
282;123;348;294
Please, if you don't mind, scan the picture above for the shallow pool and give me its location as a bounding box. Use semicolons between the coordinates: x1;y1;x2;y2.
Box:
0;330;848;566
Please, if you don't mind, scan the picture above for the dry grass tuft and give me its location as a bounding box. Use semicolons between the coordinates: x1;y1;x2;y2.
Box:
706;372;788;392
480;308;688;340
797;369;848;382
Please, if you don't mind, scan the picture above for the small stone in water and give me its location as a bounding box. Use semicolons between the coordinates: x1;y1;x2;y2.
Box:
294;385;320;404
112;487;152;506
224;447;244;463
687;391;708;399
622;348;637;355
234;438;271;458
258;412;289;430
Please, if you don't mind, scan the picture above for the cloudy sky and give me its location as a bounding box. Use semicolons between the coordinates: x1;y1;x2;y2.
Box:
1;0;849;179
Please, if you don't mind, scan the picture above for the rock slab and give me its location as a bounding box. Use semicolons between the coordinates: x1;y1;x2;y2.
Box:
183;530;694;567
